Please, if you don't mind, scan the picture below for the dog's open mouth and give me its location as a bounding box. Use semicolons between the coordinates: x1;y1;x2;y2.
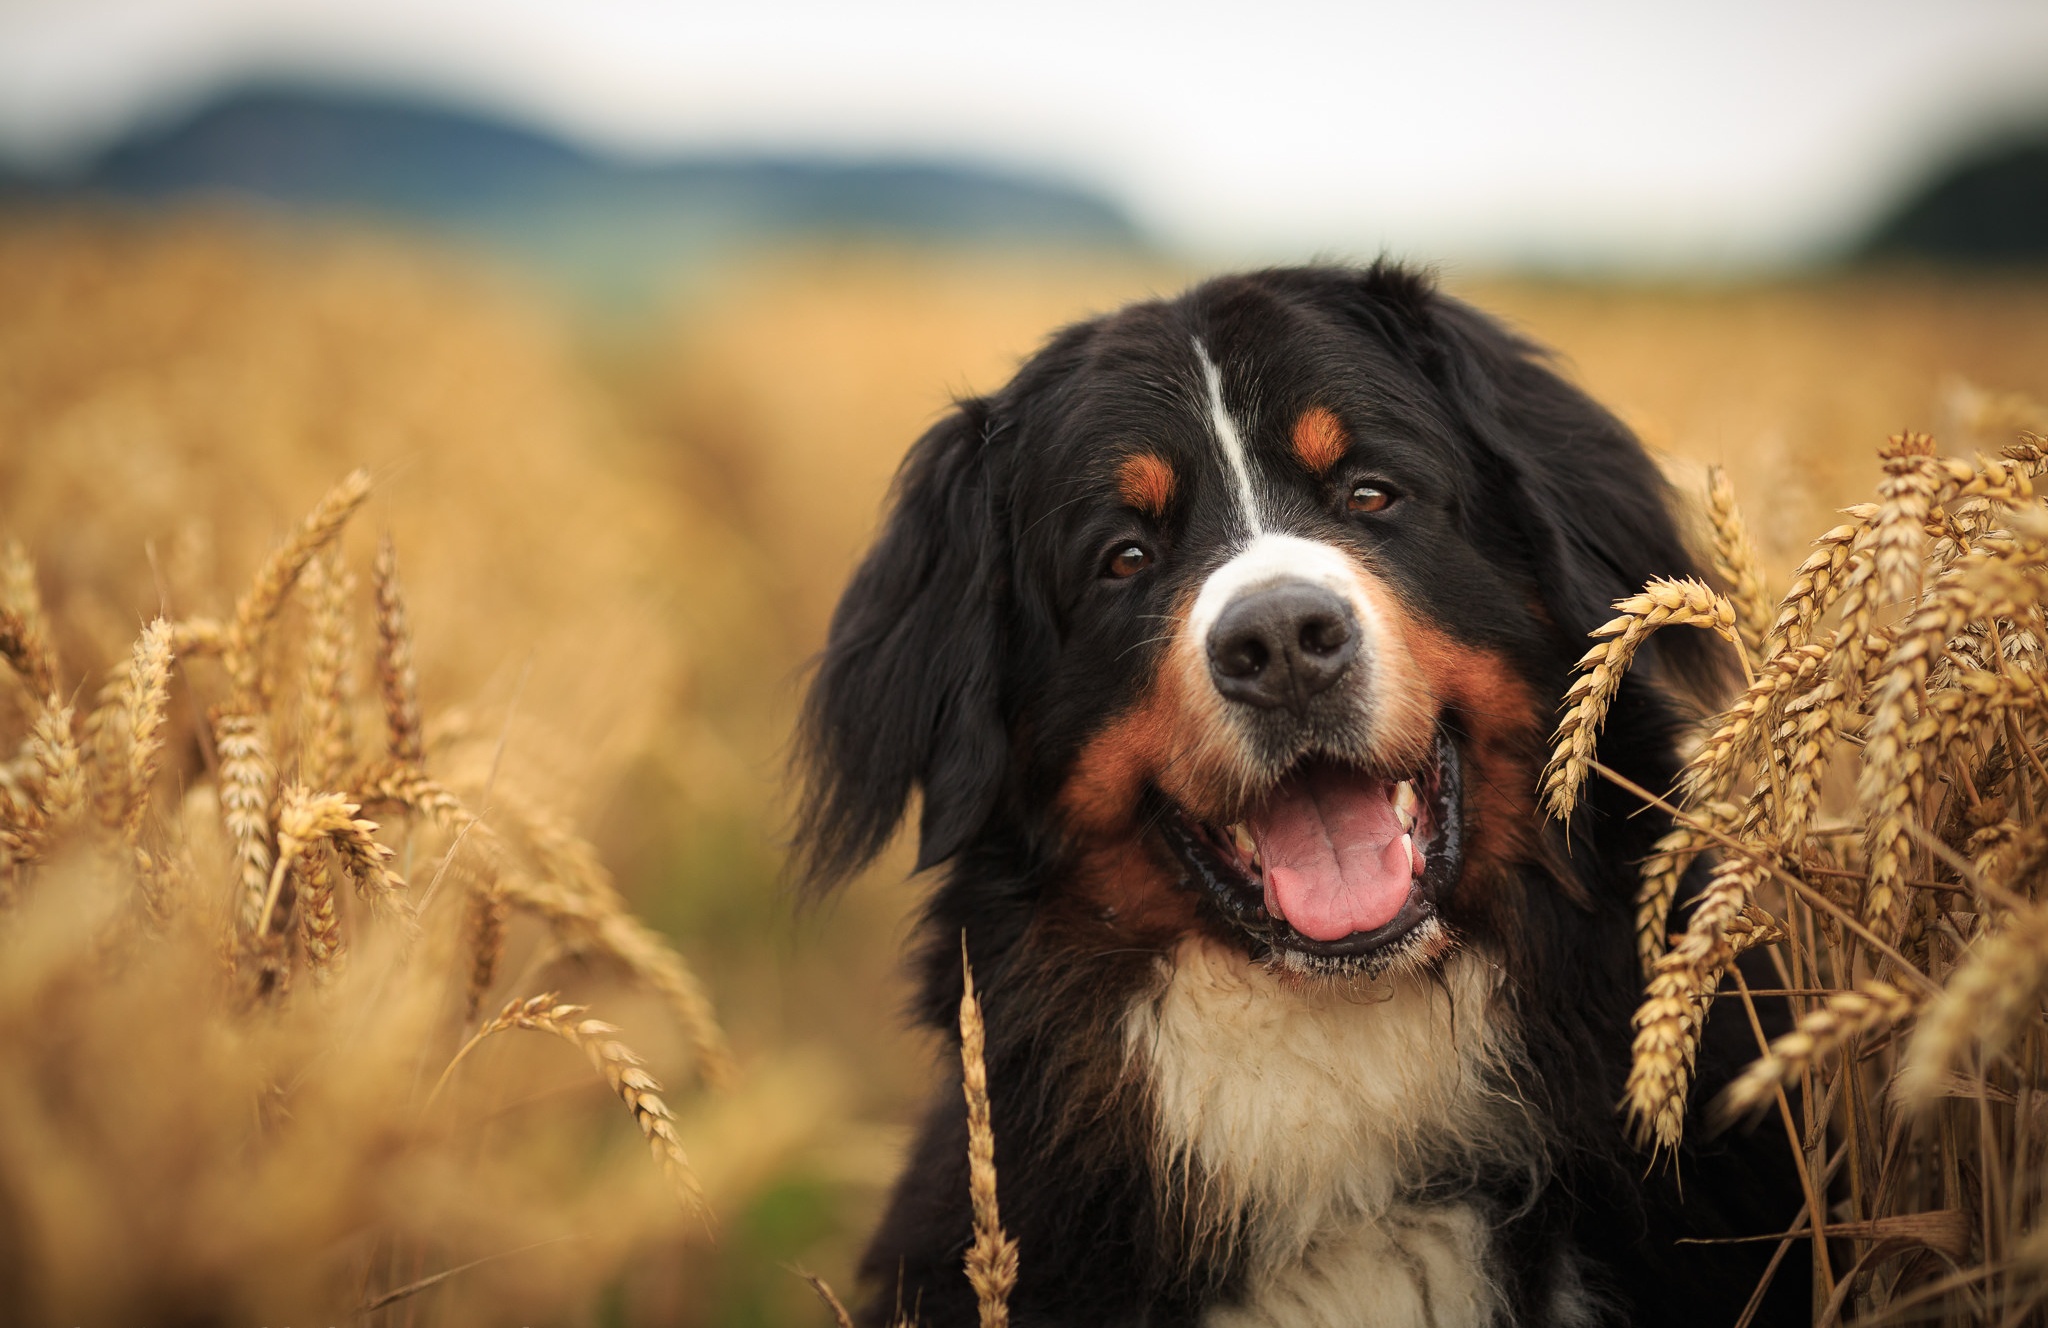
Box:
1158;728;1463;972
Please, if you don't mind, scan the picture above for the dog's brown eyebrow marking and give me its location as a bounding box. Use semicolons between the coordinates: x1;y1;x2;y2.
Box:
1291;407;1349;474
1118;453;1178;517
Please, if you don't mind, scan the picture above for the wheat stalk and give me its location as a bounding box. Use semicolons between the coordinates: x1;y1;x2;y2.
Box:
1872;432;1940;612
301;549;356;790
1542;578;1738;822
360;762;736;1089
1899;901;2048;1109
1712;980;1918;1125
222;467;372;704
373;534;424;767
0;541;59;702
262;784;409;940
296;846;345;978
1706;465;1774;660
1624;856;1755;1150
216;706;276;937
464;879;507;1020
441;993;704;1213
959;943;1018;1327
1761;505;1876;658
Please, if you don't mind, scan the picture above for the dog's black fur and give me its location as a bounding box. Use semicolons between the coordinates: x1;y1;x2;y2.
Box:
796;263;1805;1326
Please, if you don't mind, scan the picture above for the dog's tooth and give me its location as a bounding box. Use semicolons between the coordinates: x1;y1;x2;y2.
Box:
1392;780;1419;831
1230;823;1257;859
1404;833;1423;878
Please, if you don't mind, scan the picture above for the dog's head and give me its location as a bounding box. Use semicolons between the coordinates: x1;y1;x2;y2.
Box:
795;263;1714;977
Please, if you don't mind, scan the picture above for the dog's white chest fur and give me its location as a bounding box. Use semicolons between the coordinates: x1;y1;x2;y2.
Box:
1123;939;1539;1328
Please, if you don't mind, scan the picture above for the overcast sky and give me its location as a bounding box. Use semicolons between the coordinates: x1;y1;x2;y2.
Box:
3;0;2046;269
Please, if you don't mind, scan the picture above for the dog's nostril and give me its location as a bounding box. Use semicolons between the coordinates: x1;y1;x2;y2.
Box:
1215;635;1269;680
1298;612;1349;658
1206;583;1361;712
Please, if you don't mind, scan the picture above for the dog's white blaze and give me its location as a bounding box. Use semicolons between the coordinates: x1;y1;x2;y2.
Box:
1125;939;1542;1328
1193;337;1261;535
1187;533;1376;648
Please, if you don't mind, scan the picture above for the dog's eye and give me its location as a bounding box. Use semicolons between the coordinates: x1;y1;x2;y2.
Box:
1105;544;1151;578
1347;484;1394;514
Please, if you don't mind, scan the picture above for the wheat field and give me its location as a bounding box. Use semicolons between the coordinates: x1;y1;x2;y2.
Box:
3;209;2048;1324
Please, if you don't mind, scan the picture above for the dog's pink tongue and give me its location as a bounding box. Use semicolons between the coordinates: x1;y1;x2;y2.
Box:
1251;767;1414;942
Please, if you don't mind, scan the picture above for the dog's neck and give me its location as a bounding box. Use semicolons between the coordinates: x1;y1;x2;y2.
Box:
1122;937;1549;1326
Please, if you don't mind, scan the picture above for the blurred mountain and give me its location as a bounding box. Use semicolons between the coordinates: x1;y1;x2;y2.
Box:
0;84;1147;297
1861;134;2048;265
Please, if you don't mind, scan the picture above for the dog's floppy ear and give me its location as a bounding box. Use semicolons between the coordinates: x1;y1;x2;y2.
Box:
794;399;1009;892
1351;264;1724;696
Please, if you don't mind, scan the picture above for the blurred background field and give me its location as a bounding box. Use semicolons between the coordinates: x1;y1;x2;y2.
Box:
7;214;2048;1323
4;2;2048;1323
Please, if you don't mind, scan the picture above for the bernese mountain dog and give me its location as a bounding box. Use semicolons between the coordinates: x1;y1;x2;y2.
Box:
795;263;1805;1327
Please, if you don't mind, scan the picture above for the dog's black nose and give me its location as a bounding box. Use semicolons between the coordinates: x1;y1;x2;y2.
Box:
1206;583;1359;712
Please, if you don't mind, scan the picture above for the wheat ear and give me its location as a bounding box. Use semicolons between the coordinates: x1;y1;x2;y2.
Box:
1712;980;1918;1126
362;763;734;1089
1761;505;1876;657
116;621;175;844
300;549;356;790
263;785;409;938
1872;432;1940;610
1899;902;2048;1109
443;993;704;1213
959;943;1018;1327
1635;822;1718;977
1706;465;1774;659
297;847;345;979
372;534;424;767
1624;856;1754;1150
216;707;276;938
1;701;87;869
1542;578;1737;822
804;1272;857;1328
0;542;58;701
169;617;226;658
464;880;507;1020
222;467;371;703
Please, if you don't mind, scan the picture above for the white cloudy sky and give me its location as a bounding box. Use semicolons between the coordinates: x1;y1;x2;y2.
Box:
2;0;2046;268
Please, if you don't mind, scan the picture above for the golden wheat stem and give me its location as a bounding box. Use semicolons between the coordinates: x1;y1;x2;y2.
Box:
362;762;735;1089
464;881;507;1021
223;468;372;703
0;541;58;701
372;534;424;767
1761;505;1877;659
435;993;704;1213
1873;433;1940;612
1707;465;1775;660
1542;578;1738;822
297;847;345;979
263;784;409;938
301;548;357;790
1899;902;2048;1109
803;1272;857;1328
118;620;175;849
1625;856;1756;1150
959;941;1018;1327
215;707;275;937
1713;980;1919;1126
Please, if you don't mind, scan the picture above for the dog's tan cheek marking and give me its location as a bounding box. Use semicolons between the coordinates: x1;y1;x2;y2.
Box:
1057;596;1245;932
1291;406;1349;475
1400;617;1552;895
1116;453;1177;519
1057;687;1212;938
1341;569;1440;773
